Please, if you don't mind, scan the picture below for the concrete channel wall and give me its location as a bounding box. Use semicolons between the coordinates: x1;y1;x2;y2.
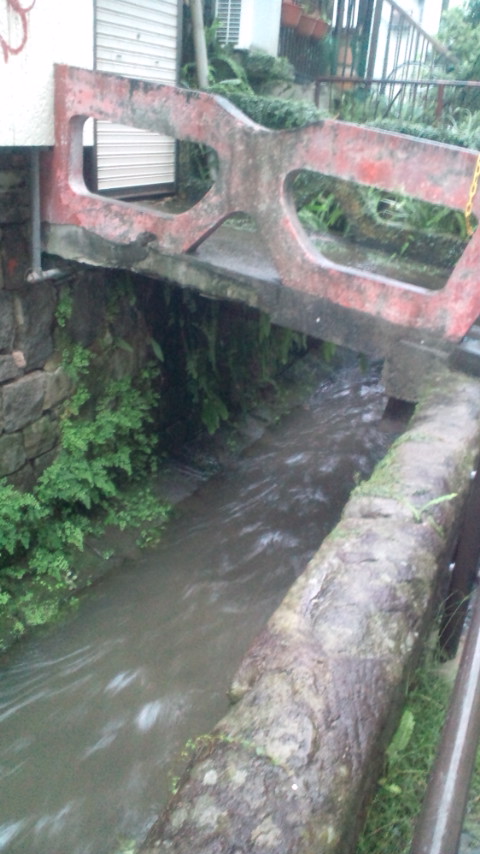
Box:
141;369;480;854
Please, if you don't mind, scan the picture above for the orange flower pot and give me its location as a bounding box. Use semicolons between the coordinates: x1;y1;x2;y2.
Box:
297;13;316;36
281;1;302;28
312;17;329;38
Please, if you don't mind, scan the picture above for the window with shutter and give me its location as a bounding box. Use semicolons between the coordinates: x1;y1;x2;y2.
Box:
214;0;242;45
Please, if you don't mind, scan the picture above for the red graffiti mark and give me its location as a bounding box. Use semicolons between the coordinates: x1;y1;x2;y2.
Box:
1;0;36;63
7;257;18;275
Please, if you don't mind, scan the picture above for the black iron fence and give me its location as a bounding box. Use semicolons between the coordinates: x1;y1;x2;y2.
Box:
278;25;331;83
313;76;480;127
364;0;452;81
279;0;454;85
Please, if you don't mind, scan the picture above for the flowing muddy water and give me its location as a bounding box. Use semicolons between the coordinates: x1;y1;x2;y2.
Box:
0;364;401;854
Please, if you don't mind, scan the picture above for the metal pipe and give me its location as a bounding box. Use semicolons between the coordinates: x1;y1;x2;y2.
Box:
190;0;209;90
25;147;67;284
30;146;42;277
410;577;480;854
435;83;445;124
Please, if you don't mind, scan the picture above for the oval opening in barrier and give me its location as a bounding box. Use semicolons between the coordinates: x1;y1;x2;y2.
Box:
83;118;219;213
287;168;475;292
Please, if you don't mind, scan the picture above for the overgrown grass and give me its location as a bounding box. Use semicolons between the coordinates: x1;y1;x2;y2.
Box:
356;637;480;854
356;654;451;853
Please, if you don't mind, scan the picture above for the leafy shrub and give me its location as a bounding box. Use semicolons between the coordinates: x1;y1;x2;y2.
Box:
0;363;161;572
0;282;167;645
209;88;326;128
366;117;480;151
241;50;294;92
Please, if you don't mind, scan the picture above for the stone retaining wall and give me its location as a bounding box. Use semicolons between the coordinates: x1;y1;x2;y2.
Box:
0;149;149;490
141;369;480;854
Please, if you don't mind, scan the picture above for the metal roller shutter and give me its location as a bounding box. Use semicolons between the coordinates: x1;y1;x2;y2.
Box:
95;0;179;193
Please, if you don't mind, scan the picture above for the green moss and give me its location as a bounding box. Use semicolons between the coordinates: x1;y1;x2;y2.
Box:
351;446;402;499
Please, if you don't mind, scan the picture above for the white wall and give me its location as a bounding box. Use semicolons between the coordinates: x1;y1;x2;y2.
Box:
0;0;94;146
394;0;444;35
251;0;281;54
419;0;444;37
237;0;282;55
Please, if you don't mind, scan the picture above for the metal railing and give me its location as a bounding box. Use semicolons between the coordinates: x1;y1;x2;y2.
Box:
278;0;454;85
365;0;452;81
314;76;480;126
278;24;330;83
410;462;480;854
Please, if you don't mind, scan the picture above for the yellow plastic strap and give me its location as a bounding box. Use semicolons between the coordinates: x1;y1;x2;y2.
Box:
465;153;480;237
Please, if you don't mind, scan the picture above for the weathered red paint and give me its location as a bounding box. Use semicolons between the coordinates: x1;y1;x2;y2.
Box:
42;64;480;341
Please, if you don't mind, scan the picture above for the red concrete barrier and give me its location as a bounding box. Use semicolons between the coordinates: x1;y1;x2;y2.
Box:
42;64;480;342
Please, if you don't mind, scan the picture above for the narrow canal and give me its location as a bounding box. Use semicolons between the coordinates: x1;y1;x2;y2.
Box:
0;362;400;854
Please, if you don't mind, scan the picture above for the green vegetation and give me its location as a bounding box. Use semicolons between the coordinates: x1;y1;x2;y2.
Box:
439;0;480;83
0;275;310;649
210;87;326;129
0;344;169;647
144;283;308;440
182;21;296;96
356;652;451;854
292;170;471;266
294;177;347;234
366;114;480;151
178;27;326;196
327;0;480;137
0;276;162;646
356;637;480;853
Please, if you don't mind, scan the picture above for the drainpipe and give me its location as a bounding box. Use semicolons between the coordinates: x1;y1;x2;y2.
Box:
190;0;209;89
25;147;66;283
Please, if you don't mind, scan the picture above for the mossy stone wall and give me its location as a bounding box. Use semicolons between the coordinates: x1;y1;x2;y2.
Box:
0;149;150;489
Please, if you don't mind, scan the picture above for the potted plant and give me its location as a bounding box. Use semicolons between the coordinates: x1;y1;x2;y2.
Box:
281;0;302;28
312;17;329;38
297;1;329;38
297;13;316;35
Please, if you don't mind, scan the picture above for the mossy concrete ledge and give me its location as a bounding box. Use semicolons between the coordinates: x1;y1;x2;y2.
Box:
141;370;480;854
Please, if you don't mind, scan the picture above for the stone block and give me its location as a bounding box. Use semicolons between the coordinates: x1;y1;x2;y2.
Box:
33;446;58;477
0;354;21;383
23;414;59;459
2;371;46;433
0;431;26;476
0;292;14;350
0;169;26;192
68;275;107;347
1;227;30;287
0;191;29;224
8;461;35;491
14;283;56;368
43;366;74;410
